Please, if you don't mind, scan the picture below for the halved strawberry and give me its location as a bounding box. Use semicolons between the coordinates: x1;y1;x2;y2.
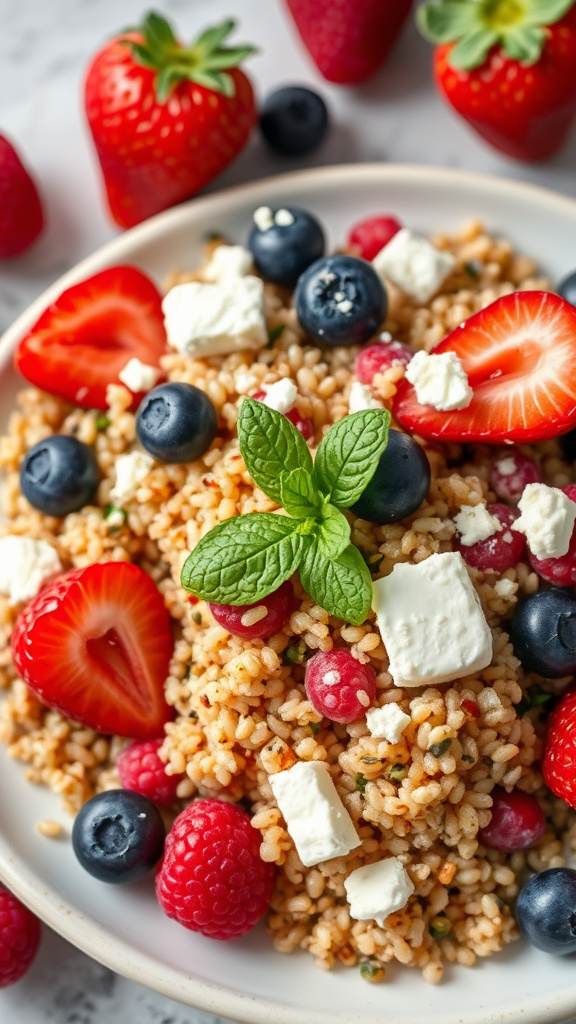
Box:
14;265;167;411
11;562;173;739
393;291;576;444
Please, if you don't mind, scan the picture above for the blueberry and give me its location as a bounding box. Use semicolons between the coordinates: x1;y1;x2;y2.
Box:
295;255;387;347
558;270;576;306
20;435;99;516
509;588;576;678
136;382;217;463
350;429;431;525
516;868;576;954
259;86;329;157
72;789;165;884
247;206;325;287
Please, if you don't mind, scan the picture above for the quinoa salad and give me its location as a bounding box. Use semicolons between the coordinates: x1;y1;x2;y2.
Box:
2;205;576;984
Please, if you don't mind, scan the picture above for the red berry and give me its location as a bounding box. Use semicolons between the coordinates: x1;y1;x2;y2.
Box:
0;135;43;259
355;338;413;384
0;884;41;987
156;798;275;940
304;649;376;724
117;738;183;806
210;580;297;639
489;450;542;505
527;484;576;586
543;685;576;809
347;215;402;261
479;787;546;853
285;406;314;440
454;503;526;573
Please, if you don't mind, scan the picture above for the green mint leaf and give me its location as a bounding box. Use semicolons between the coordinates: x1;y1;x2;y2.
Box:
316;505;351;559
314;409;390;508
238;397;313;506
299;540;373;625
280;468;321;520
181;512;302;604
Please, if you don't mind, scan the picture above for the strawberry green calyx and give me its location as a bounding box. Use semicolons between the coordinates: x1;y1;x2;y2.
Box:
417;0;575;69
123;12;256;101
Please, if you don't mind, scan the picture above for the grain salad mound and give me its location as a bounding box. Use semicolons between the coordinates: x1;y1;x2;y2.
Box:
1;218;576;983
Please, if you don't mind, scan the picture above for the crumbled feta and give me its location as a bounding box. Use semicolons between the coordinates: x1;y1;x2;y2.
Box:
494;578;515;598
366;703;411;744
512;483;576;560
0;536;62;605
261;378;298;414
203;244;253;282
405;350;473;412
235;371;259;394
453;504;502;546
118;357;161;394
269;761;361;868
348;381;384;414
344;857;414;927
372;551;492;688
372;228;456;304
494;456;516;476
110;451;154;505
275;208;295;226
336;298;353;313
253;206;274;231
162;276;267;358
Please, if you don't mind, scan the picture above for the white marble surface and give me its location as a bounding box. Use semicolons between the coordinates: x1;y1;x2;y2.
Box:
1;0;576;1021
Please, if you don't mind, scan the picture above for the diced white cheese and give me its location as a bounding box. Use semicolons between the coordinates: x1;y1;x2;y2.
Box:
453;504;502;546
494;578;515;598
0;536;62;605
372;551;492;688
162;276;267;358
118;357;161;394
253;206;274;231
269;761;361;868
372;228;456;304
494;456;516;476
405;350;473;412
110;451;154;505
275;208;295;226
203;244;253;282
366;703;411;744
348;381;384;414
235;371;259;394
262;378;298;414
512;482;576;560
344;857;414;927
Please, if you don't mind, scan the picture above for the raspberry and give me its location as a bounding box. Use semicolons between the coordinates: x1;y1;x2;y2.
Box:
479;787;546;853
354;338;413;384
0;884;41;987
155;799;275;940
304;649;376;724
454;503;526;573
528;483;576;585
489;450;542;505
346;215;402;262
210;580;297;639
117;738;184;806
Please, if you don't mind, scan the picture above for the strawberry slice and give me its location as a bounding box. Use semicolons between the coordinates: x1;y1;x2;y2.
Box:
393;291;576;444
14;265;167;411
11;562;173;739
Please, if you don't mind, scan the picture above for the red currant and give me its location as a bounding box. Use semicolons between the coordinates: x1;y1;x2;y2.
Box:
490;450;542;505
528;484;576;585
210;580;297;639
355;339;413;384
304;649;376;724
454;503;526;573
346;215;402;262
479;787;546;853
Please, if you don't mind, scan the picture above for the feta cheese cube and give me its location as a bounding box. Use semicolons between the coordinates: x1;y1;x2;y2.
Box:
0;535;62;605
118;357;161;394
262;378;297;414
372;228;456;304
372;551;492;687
269;761;361;868
111;451;154;505
344;857;414;927
162;276;267;358
512;482;576;559
453;504;502;546
253;206;275;232
494;456;516;476
203;244;253;282
366;703;411;744
494;578;515;599
405;350;473;411
348;381;384;414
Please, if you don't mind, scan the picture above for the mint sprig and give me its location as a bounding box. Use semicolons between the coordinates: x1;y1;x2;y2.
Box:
181;398;390;625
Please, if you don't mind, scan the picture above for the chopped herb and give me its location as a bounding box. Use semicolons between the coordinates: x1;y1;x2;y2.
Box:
266;324;285;348
103;505;126;533
464;259;483;278
360;549;384;574
95;414;110;431
359;959;384;982
355;772;368;794
429;915;452;940
516;685;555;717
309;721;320;736
429;738;452;757
461;754;475;765
361;755;379;764
191;611;202;625
204;230;226;242
385;763;407;783
188;710;198;720
282;640;308;665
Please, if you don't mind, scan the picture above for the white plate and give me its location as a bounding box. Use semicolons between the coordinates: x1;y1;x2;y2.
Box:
2;164;576;1024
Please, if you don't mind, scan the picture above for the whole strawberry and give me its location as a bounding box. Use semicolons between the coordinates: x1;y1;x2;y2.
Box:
84;13;256;228
417;0;576;161
543;686;576;810
0;884;41;987
285;0;413;84
0;135;43;258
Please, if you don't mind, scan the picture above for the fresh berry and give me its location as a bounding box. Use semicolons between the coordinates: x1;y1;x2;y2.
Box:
542;684;576;809
20;435;100;517
355;338;412;383
136;382;217;463
509;589;576;679
117;738;183;806
156;798;275;939
253;390;313;440
285;0;414;84
11;562;173;738
0;134;43;259
454;503;526;573
418;1;576;162
304;649;376;724
247;206;325;287
259;86;329;157
210;580;297;639
479;787;546;853
527;484;576;586
0;884;41;987
84;14;256;228
15;266;167;411
558;269;576;307
350;429;430;525
72;789;165;883
347;215;402;262
295;255;387;347
516;868;576;954
489;450;542;505
393;291;576;444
